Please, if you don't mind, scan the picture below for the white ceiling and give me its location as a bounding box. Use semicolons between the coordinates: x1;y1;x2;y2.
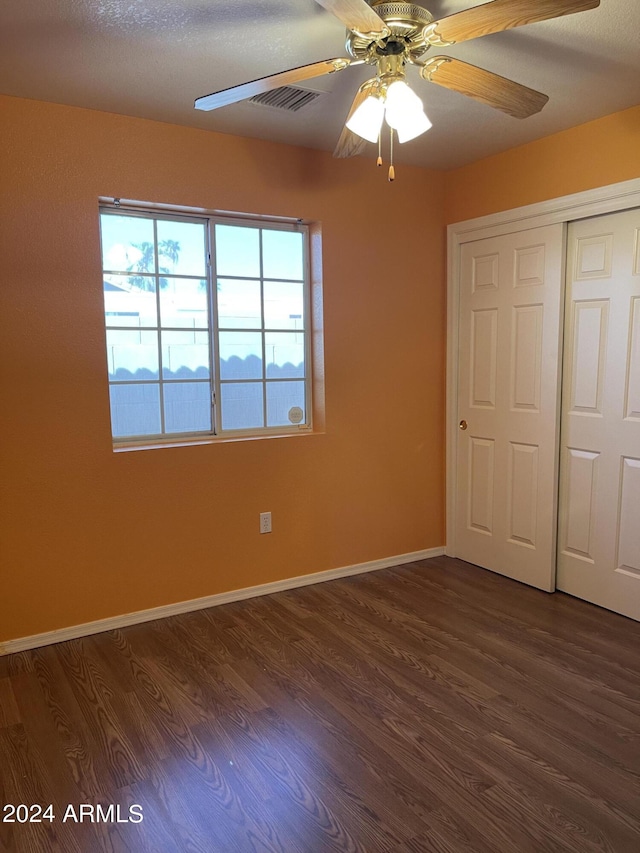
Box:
1;0;639;169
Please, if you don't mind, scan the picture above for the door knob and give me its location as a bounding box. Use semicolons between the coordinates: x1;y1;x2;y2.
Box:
459;420;468;430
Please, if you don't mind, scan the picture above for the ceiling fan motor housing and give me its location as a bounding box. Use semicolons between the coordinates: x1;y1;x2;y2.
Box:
347;2;435;63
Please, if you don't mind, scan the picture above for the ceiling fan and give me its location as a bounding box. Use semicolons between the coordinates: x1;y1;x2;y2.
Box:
195;0;601;175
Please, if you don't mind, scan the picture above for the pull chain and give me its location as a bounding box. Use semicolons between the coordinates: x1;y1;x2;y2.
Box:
377;130;382;167
388;127;395;182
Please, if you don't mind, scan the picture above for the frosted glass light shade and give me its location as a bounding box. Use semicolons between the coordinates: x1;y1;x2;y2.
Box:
394;109;432;142
346;95;385;143
385;81;421;114
384;80;432;143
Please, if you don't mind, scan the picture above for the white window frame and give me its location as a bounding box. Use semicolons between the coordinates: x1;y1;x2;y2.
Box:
100;203;314;446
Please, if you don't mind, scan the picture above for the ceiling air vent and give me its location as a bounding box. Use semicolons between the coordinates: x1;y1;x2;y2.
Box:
248;86;323;112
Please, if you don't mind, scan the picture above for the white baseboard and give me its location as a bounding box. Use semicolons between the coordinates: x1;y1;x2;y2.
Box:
0;547;445;656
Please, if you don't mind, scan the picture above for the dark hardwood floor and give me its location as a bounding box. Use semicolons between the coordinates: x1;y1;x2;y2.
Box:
1;556;639;852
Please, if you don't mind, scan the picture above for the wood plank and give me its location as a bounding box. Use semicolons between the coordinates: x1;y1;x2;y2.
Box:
0;678;21;728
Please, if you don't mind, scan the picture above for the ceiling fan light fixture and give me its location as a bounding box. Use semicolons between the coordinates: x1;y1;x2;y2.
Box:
195;0;602;172
346;93;385;142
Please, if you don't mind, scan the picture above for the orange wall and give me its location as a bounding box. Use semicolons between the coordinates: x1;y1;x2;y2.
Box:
445;105;640;224
0;95;446;644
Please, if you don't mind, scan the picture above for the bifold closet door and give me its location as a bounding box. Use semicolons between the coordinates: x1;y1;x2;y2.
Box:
455;224;564;592
557;208;640;621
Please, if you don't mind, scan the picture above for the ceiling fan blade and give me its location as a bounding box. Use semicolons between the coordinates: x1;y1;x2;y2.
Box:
333;127;369;158
425;0;600;46
333;81;376;158
313;0;387;34
421;56;548;118
195;58;353;111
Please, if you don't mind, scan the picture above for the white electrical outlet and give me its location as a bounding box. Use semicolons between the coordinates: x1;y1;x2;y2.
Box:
259;511;272;534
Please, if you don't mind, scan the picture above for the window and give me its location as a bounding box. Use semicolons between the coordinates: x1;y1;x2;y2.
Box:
100;206;312;443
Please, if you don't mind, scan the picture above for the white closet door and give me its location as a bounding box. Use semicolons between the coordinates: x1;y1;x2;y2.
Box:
455;224;564;591
558;208;640;621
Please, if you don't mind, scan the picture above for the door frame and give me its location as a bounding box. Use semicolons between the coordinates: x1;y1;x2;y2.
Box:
446;177;640;559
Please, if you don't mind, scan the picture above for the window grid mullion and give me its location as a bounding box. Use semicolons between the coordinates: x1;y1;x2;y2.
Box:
214;274;303;284
216;326;304;334
218;377;301;385
259;228;268;429
302;223;312;429
210;222;222;435
103;271;206;283
111;378;210;386
106;325;209;333
153;219;167;436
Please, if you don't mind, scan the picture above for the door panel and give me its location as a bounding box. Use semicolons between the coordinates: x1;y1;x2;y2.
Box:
618;458;640;575
470;309;498;407
557;208;640;621
626;297;640;418
510;304;543;411
455;224;564;591
468;437;495;534
561;448;599;560
507;442;539;548
569;299;608;413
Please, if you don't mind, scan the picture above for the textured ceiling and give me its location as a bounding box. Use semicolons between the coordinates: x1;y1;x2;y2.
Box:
1;0;639;169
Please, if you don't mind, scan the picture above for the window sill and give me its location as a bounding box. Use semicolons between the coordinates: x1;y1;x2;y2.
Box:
113;428;322;453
